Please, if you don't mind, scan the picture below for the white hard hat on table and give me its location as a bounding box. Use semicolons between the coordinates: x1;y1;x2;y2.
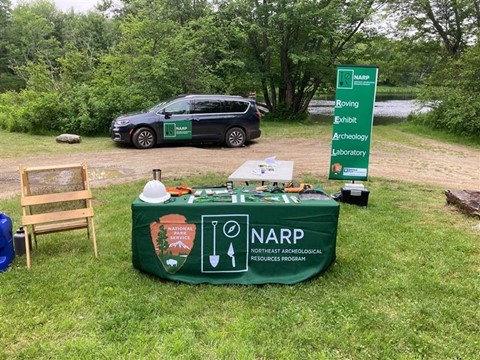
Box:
140;180;171;203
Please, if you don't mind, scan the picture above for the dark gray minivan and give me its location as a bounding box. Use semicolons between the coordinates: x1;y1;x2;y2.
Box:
109;94;262;149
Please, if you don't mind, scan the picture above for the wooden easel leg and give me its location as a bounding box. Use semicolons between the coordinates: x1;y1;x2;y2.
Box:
25;227;31;269
89;218;98;258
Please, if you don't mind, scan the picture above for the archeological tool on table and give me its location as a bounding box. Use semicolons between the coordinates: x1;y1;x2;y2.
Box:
166;185;194;196
285;183;312;193
226;181;234;193
227;242;236;267
290;196;300;204
299;188;331;200
209;221;220;268
256;185;283;193
192;184;227;189
193;195;232;203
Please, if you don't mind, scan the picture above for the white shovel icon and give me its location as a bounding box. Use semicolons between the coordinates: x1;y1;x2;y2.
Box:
209;221;220;268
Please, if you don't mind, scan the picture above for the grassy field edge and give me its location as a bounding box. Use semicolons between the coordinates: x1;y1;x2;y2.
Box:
0;174;479;359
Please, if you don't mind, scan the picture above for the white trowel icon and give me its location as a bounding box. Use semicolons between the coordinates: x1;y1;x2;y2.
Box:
227;242;236;267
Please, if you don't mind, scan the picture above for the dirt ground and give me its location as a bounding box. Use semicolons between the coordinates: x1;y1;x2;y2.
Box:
0;134;478;200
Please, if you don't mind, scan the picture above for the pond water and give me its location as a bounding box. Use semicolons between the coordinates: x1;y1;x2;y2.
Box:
308;95;430;125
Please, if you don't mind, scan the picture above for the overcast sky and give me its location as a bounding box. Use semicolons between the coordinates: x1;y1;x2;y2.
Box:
54;0;98;12
13;0;99;13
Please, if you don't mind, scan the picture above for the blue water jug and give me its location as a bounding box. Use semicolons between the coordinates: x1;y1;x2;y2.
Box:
0;213;15;272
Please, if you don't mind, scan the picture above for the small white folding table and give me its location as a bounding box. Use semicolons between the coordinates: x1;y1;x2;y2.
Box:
228;160;294;185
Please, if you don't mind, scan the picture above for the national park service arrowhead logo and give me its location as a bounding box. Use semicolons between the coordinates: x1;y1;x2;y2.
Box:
150;214;196;274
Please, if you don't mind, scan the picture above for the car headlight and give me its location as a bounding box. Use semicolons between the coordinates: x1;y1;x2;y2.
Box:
115;119;130;126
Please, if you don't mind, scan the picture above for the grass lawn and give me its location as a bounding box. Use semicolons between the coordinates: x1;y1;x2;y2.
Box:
1;171;479;358
0;132;116;158
376;85;420;95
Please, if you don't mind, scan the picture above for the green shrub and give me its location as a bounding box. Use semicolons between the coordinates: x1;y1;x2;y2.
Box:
263;105;309;123
0;90;66;134
0;73;25;92
412;92;480;137
416;44;480;137
60;85;94;134
26;92;65;134
58;83;150;135
0;91;32;132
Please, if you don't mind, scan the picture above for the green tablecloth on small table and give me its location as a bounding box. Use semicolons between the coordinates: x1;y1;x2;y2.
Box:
131;190;339;284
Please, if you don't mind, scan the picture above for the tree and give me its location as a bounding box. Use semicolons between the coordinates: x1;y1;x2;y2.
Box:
388;0;479;57
157;225;169;256
88;0;240;125
6;0;62;85
0;0;27;91
386;1;479;136
219;0;382;118
354;36;442;86
0;0;22;91
415;43;480;136
0;0;11;68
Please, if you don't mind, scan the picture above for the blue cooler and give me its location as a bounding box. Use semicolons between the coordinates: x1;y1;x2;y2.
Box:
0;213;15;271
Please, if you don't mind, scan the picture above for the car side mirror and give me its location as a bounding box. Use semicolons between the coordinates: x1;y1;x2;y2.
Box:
163;110;172;119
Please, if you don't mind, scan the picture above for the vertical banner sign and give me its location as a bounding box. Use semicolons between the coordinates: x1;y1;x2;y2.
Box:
329;65;378;181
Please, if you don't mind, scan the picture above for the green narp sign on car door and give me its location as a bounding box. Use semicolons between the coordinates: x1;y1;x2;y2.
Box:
329;65;378;181
164;121;192;140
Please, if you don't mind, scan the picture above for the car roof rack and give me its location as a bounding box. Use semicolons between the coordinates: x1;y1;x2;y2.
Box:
184;94;244;99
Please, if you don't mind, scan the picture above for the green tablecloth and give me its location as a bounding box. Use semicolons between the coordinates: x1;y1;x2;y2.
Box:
132;190;339;284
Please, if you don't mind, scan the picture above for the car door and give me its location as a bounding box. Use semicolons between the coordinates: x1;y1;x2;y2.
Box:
191;99;225;141
160;99;193;143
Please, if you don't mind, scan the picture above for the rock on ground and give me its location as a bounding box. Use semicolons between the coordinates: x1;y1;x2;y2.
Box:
56;134;81;144
445;190;480;218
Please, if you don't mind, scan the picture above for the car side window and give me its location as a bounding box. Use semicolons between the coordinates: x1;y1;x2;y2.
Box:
164;100;190;115
192;100;222;114
225;101;249;113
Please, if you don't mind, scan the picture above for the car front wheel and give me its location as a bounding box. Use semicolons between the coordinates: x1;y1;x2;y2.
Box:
225;127;246;148
132;127;156;149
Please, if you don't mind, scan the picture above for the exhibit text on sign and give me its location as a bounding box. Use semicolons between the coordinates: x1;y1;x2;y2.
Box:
329;65;378;181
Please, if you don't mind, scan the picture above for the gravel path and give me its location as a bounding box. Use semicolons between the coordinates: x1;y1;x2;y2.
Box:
1;135;478;200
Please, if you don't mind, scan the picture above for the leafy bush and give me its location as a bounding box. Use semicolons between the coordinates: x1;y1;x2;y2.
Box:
0;90;64;133
27;92;65;134
60;84;99;135
263;104;309;122
431;94;479;135
415;44;480;137
0;73;26;93
0;82;161;136
0;91;25;131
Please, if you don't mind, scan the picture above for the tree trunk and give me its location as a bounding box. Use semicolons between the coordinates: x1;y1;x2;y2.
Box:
424;1;461;56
